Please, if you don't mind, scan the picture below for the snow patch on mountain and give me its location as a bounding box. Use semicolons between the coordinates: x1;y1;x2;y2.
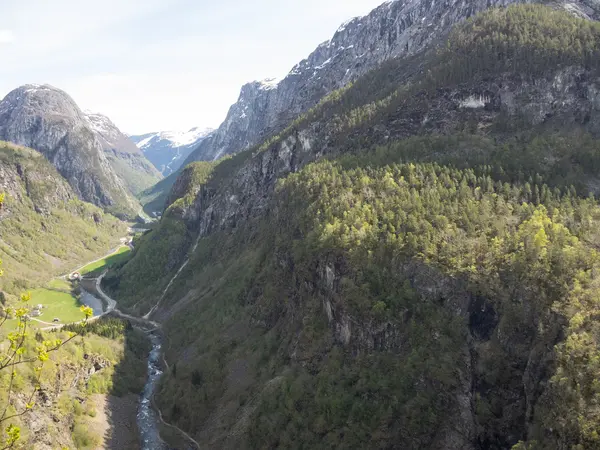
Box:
131;127;214;176
85;112;114;136
258;78;281;91
136;128;213;150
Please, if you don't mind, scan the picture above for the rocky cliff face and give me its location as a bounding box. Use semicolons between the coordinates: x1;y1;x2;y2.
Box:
182;0;600;166
176;67;600;241
0;141;74;216
0;84;139;217
117;3;600;448
0;140;128;292
131;127;214;176
87;112;162;195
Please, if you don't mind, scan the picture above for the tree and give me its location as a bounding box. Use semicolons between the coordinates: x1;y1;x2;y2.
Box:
0;196;92;448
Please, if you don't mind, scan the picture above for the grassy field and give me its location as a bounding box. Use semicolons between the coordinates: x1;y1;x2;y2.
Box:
47;278;72;291
79;246;132;276
29;287;86;324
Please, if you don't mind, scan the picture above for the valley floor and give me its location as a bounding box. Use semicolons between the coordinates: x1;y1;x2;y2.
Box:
88;393;140;450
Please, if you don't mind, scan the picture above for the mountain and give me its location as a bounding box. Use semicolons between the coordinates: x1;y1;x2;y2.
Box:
0;84;141;218
86;112;162;195
0;141;128;293
107;3;600;449
131;127;214;176
181;0;600;168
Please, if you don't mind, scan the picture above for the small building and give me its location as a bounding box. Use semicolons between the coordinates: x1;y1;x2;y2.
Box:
69;272;81;281
30;304;43;317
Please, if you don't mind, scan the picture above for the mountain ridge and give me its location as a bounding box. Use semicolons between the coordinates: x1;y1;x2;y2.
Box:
180;0;600;168
86;112;163;195
0;140;128;292
0;84;159;217
108;3;600;449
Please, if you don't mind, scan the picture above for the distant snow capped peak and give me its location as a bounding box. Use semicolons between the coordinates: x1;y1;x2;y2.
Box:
157;127;214;147
130;126;215;176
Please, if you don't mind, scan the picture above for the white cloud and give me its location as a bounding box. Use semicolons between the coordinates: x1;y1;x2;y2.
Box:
0;30;15;44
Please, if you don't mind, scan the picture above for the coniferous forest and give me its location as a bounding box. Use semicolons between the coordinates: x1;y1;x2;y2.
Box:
3;2;600;449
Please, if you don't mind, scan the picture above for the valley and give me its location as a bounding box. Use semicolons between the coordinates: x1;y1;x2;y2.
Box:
2;0;600;449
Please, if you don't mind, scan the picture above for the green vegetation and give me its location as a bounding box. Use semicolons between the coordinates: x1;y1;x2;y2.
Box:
0;141;141;448
0;315;150;448
47;278;72;291
166;161;216;213
103;217;190;315
105;152;163;196
244;5;600;170
0;278;94;448
113;4;600;449
0;141;128;295
79;245;132;276
28;288;83;324
435;4;600;83
139;170;180;216
64;317;152;396
142;153;600;448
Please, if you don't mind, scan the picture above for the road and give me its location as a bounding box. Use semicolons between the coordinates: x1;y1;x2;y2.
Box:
41;241;198;448
58;238;130;280
40;240;147;331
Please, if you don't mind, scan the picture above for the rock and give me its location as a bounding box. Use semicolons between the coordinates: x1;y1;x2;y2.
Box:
87;112;163;194
131;128;214;176
0;85;141;217
182;0;600;167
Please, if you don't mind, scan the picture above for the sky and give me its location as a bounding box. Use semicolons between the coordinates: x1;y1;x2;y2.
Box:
0;0;385;135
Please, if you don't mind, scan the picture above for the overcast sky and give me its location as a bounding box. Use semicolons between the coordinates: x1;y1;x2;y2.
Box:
0;0;385;134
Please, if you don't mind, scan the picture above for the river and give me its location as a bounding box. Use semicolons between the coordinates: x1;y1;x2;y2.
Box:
138;331;169;450
80;289;104;316
77;245;195;449
79;286;169;448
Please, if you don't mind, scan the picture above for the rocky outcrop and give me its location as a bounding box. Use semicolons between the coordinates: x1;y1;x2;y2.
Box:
0;142;74;216
0;84;140;217
87;112;162;195
131;128;214;176
183;0;600;166
177;67;600;240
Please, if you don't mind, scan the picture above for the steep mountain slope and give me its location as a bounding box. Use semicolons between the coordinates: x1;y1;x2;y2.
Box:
86;113;162;195
107;5;600;449
0;85;140;218
131;127;214;176
0;141;127;294
182;0;600;167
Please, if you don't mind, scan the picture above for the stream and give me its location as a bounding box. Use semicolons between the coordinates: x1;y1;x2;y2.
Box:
138;331;169;450
78;240;198;449
79;287;169;448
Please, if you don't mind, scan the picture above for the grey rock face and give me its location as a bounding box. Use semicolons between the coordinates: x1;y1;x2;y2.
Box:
180;66;600;241
86;112;142;156
86;112;162;195
131;128;214;176
183;0;599;166
0;146;74;217
0;84;139;217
